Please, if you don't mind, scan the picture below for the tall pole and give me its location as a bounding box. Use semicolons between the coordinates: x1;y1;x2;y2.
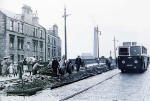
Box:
110;50;112;57
96;26;101;59
63;7;70;60
113;36;118;60
97;27;99;59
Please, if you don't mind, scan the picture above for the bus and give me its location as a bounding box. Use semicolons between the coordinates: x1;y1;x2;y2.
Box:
118;42;149;73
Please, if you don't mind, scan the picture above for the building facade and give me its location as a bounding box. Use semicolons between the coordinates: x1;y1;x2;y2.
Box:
0;5;61;62
46;25;61;61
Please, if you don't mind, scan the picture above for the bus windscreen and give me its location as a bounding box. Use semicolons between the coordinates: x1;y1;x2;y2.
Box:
119;48;129;55
130;46;141;56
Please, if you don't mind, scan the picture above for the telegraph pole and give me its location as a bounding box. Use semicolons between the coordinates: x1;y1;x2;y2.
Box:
110;50;112;57
113;36;118;60
63;7;70;60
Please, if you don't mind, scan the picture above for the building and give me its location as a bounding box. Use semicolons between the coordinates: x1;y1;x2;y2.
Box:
46;25;61;61
81;53;94;59
0;5;62;62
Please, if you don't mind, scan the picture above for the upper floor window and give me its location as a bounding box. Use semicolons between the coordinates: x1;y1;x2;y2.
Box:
33;28;36;37
54;39;56;45
48;35;50;44
39;41;43;52
48;48;50;58
17;37;24;50
36;29;38;37
33;28;38;37
33;40;38;52
9;35;14;49
40;30;42;38
27;42;30;50
10;20;14;31
20;23;23;33
18;23;20;32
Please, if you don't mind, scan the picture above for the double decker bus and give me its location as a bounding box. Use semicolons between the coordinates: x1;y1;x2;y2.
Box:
118;42;149;73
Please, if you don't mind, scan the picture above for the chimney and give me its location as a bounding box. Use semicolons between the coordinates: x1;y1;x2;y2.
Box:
32;10;39;25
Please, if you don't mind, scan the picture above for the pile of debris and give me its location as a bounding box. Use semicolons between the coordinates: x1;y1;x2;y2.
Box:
2;64;115;96
5;75;51;96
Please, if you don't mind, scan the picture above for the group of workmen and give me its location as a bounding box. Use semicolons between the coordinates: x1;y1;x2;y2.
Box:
0;55;112;78
50;56;83;76
0;56;83;78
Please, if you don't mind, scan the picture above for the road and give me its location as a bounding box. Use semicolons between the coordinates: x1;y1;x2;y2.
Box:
66;68;150;101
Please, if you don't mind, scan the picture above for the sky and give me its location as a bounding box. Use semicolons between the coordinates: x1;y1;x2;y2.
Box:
0;0;150;59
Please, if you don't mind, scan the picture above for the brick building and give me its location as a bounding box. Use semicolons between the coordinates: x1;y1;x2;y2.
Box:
0;5;61;62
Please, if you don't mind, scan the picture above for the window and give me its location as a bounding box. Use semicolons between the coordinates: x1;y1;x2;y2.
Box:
17;37;24;50
36;29;38;37
48;35;50;44
33;28;36;36
18;23;20;32
40;30;42;38
20;23;23;33
33;40;38;52
142;46;147;54
18;55;20;62
39;41;43;52
33;28;38;37
10;20;14;30
52;47;56;57
9;35;14;49
54;39;56;45
27;42;30;50
48;48;50;58
130;46;141;56
119;48;129;55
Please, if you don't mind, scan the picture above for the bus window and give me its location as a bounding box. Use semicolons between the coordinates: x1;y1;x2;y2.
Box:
130;46;141;56
142;46;147;54
119;48;129;55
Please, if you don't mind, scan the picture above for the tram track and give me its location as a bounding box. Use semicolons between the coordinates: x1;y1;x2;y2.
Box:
59;72;120;101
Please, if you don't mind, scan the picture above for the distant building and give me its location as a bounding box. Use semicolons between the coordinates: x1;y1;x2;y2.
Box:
81;53;95;59
46;25;61;61
0;5;61;62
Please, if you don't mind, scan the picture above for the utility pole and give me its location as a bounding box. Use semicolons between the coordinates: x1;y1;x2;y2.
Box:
62;7;70;60
110;50;112;57
113;36;118;60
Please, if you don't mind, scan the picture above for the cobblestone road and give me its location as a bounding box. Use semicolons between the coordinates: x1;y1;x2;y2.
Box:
67;68;150;101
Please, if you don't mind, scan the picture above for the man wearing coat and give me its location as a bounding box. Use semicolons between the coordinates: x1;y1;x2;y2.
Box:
52;58;59;76
75;56;82;72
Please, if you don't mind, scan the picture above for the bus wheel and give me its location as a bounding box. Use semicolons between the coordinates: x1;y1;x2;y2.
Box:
121;69;126;73
139;69;144;73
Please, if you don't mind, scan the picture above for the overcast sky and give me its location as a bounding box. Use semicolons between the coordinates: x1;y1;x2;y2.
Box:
0;0;150;59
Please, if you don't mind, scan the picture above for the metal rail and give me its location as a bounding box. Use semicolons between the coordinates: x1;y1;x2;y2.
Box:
59;72;120;101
